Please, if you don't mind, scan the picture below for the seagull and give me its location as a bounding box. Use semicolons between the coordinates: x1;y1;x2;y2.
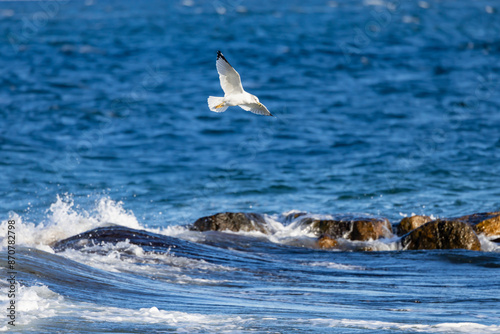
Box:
208;51;273;117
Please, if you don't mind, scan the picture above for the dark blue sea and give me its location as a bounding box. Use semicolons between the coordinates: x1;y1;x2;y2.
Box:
1;0;500;332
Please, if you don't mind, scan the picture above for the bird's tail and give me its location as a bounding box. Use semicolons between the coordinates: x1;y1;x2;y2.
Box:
208;96;228;113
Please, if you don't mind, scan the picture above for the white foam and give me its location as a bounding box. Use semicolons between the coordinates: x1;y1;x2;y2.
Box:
281;209;306;216
266;213;402;251
306;261;365;271
56;238;235;285
0;195;141;253
94;197;141;229
360;236;403;251
309;319;500;333
0;285;63;330
0;285;249;332
79;305;249;332
478;235;500;253
267;214;318;239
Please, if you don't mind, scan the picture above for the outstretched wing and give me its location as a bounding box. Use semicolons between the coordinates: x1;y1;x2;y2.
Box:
216;51;244;95
239;103;274;116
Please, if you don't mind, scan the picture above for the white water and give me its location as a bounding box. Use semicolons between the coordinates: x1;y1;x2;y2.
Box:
2;195;498;255
0;285;250;333
1;196;499;333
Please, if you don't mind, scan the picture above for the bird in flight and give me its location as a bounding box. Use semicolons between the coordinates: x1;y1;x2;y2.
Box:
208;51;273;117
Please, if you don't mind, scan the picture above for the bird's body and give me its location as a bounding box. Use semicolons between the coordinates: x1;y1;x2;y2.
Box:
224;92;255;106
208;51;273;117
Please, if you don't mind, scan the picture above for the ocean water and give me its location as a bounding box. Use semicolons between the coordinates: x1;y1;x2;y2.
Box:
1;0;500;332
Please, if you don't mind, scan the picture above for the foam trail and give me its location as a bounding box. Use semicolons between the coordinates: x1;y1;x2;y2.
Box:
478;235;500;252
0;195;142;252
0;285;62;330
306;261;366;271
308;319;500;333
0;285;250;332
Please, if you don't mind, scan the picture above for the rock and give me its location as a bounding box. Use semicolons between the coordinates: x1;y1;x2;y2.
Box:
452;211;500;239
317;235;338;249
401;220;481;251
191;212;270;234
52;226;169;251
398;215;432;235
51;226;192;255
300;214;393;241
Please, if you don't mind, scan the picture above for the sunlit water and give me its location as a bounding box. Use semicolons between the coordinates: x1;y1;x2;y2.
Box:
1;0;500;332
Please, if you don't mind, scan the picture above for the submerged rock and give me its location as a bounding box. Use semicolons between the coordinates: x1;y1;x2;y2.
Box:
191;212;270;234
52;226;170;251
401;220;481;251
51;226;194;254
452;211;500;239
317;235;338;249
300;215;393;241
397;215;432;235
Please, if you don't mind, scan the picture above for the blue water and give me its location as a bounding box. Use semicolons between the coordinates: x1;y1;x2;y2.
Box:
1;0;500;332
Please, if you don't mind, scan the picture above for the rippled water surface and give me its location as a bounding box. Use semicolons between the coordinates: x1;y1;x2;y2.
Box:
1;0;500;332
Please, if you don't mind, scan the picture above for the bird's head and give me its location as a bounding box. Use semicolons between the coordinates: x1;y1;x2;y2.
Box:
252;95;262;106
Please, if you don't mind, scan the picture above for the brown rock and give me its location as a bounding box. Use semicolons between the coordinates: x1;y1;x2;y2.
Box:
401;220;481;251
317;235;338;249
300;215;393;241
398;215;432;235
191;212;269;234
453;211;500;239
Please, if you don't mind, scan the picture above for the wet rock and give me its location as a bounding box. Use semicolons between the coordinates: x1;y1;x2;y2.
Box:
51;226;199;256
453;211;500;239
397;215;432;235
52;226;170;251
191;212;270;234
300;215;393;241
317;235;338;249
52;226;230;262
401;220;481;251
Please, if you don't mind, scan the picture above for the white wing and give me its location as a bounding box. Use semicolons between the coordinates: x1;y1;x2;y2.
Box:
216;51;244;95
239;103;273;116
